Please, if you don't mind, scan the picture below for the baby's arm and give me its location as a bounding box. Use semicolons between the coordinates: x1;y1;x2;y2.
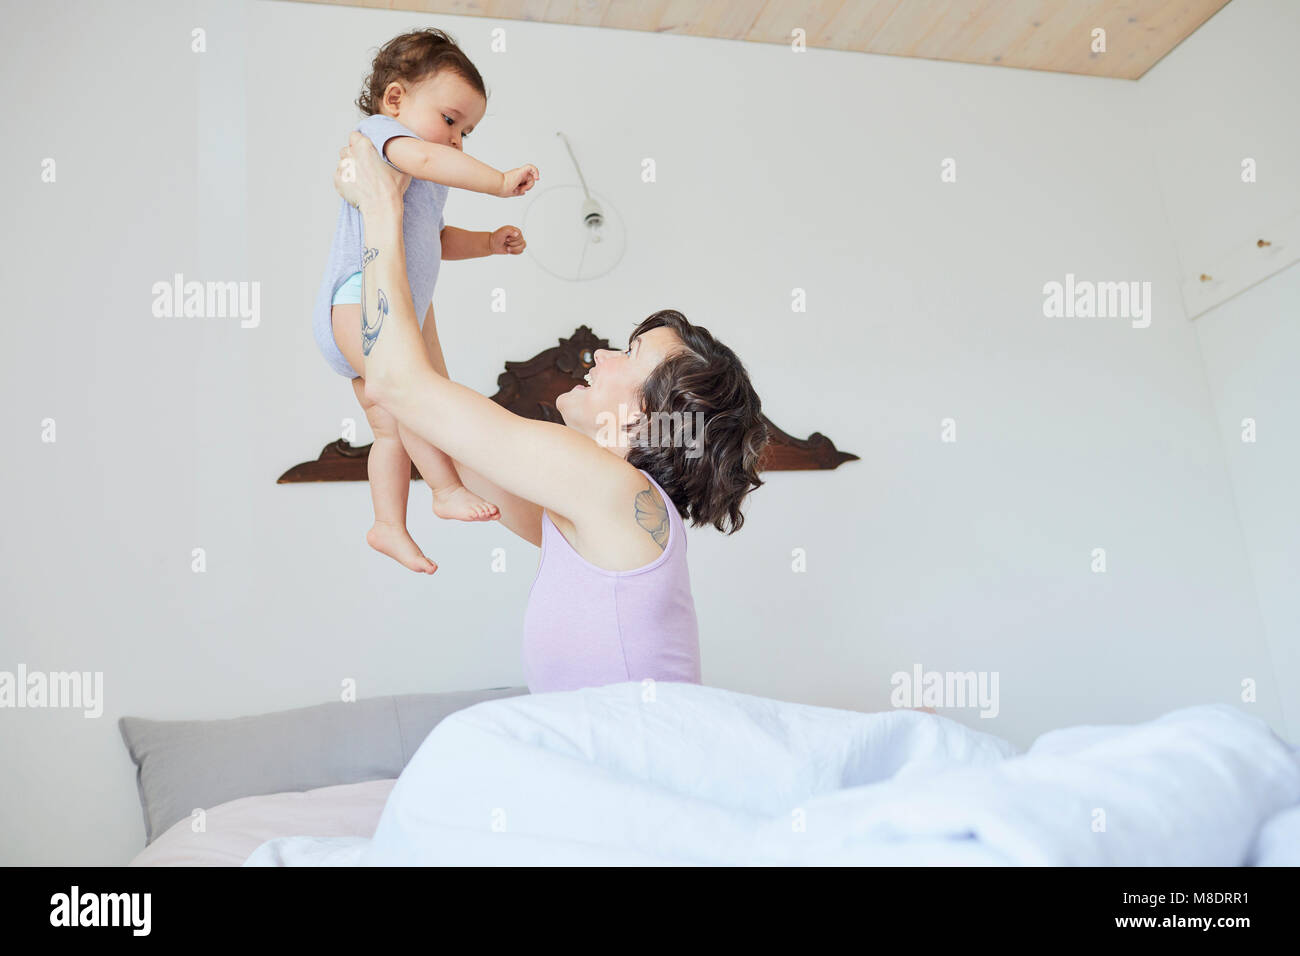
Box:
440;226;491;260
383;137;538;198
440;225;526;260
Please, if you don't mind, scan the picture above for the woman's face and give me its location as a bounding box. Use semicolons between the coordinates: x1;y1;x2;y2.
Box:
556;326;684;453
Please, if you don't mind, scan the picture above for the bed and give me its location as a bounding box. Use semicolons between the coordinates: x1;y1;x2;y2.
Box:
122;681;1300;867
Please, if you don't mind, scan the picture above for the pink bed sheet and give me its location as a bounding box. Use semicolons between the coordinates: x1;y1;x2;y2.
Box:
128;778;396;866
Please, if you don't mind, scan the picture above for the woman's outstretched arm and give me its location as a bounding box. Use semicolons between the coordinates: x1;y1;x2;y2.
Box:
336;132;620;525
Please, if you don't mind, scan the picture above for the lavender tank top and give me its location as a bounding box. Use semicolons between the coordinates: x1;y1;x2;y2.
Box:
522;468;702;694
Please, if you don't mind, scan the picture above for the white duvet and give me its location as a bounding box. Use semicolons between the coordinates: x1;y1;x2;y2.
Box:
244;681;1300;866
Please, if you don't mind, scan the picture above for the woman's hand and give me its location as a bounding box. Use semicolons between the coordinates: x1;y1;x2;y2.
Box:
334;131;410;214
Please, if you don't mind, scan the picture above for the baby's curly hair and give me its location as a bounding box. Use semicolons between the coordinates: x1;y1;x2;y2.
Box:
356;28;486;116
621;310;769;535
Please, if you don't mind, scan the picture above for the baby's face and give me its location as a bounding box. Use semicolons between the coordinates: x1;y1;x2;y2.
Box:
389;71;486;151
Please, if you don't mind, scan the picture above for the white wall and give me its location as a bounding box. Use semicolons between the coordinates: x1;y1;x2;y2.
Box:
0;0;1287;865
1140;0;1300;743
1140;0;1300;274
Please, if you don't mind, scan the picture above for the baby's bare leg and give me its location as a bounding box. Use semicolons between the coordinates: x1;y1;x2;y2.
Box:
332;302;436;573
350;377;437;574
400;302;498;521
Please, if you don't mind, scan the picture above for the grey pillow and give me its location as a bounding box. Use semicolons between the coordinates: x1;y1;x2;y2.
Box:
119;686;528;844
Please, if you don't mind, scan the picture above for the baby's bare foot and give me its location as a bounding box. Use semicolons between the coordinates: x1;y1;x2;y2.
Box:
432;485;501;522
366;521;437;574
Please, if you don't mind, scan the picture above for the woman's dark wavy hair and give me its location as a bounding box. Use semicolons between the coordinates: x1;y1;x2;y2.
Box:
356;28;486;116
621;310;769;535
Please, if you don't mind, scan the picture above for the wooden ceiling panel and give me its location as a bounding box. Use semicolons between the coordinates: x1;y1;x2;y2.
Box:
295;0;1234;80
820;0;905;51
747;1;848;46
602;0;671;33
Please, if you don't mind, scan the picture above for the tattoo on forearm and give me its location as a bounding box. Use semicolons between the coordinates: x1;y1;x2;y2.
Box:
634;482;670;550
359;245;387;357
361;287;387;356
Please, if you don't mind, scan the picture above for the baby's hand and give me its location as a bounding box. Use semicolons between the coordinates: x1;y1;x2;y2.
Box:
489;226;526;255
499;165;539;198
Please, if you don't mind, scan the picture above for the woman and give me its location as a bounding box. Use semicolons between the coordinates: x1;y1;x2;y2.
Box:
333;132;769;694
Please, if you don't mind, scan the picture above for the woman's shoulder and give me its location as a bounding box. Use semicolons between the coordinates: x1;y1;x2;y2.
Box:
552;461;664;525
629;470;673;551
549;463;674;570
619;464;672;517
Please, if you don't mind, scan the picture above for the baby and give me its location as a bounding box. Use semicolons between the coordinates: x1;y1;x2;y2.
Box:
312;28;539;574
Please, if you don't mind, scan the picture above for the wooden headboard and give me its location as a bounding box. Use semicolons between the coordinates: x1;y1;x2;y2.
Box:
278;326;856;482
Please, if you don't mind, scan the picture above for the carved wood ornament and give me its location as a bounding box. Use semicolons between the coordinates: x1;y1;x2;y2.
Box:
278;326;857;483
